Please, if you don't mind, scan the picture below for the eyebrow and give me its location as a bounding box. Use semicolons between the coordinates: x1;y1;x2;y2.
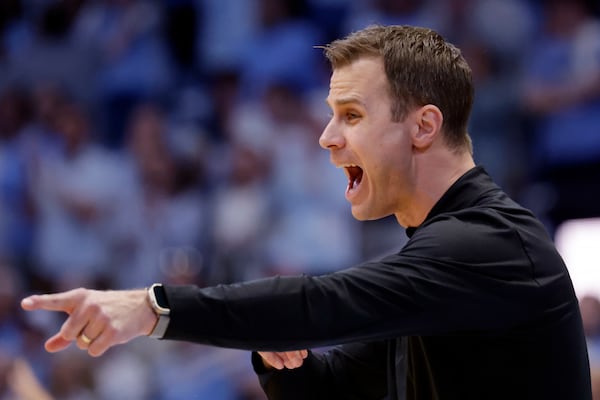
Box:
325;96;366;108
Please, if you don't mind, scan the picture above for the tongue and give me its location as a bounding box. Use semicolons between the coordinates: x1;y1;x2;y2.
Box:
347;166;363;189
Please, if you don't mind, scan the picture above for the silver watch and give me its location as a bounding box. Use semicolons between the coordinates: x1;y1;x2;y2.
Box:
147;283;170;339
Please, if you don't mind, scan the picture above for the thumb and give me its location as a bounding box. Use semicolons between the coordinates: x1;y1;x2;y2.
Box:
45;333;72;353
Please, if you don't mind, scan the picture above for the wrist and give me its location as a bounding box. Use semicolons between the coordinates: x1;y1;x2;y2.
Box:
144;300;159;337
137;289;157;336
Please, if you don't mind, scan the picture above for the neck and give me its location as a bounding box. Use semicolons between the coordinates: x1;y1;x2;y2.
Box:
395;147;475;228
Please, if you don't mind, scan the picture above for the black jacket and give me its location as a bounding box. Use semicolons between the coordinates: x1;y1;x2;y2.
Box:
163;166;591;399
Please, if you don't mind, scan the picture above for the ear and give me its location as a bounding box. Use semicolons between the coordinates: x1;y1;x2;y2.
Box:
412;105;443;150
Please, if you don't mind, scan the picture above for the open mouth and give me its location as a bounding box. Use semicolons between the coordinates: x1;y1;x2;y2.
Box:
345;165;364;190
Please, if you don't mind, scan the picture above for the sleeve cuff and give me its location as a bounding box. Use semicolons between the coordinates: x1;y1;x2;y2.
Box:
251;351;274;375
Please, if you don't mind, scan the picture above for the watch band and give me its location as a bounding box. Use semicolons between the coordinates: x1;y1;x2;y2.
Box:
149;313;170;339
147;284;171;339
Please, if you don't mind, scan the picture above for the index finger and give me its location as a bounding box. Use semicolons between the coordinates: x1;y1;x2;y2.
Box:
21;289;83;313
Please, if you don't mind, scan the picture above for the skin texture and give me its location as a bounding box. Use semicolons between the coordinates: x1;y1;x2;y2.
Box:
19;56;474;368
21;288;157;357
259;57;474;370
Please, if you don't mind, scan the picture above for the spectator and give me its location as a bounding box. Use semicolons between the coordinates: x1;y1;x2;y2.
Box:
463;42;525;194
7;2;98;106
209;141;273;283
593;368;600;400
581;295;600;366
30;101;122;290
521;0;600;233
196;0;260;74
109;103;207;288
73;0;174;147
261;81;361;275
237;0;325;98
0;86;35;268
343;0;443;36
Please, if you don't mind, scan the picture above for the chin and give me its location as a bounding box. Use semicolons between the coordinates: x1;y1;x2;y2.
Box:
351;212;369;221
350;206;367;221
350;206;382;221
352;206;392;221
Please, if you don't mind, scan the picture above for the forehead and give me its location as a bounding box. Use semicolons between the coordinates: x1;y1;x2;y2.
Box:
326;57;389;109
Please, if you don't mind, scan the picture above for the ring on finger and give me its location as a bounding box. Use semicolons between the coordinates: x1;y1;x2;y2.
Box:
79;333;93;345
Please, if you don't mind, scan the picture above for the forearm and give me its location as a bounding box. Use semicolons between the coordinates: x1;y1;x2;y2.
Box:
524;73;600;113
161;273;387;350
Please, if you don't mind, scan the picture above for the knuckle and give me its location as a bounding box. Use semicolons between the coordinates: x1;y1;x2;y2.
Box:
96;311;110;325
103;326;115;338
60;326;75;340
87;302;101;315
104;323;119;339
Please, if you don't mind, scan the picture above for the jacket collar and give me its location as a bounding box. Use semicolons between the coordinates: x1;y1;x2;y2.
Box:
405;166;497;238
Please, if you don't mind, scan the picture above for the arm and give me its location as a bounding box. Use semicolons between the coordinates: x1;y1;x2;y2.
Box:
522;71;600;113
7;358;54;400
21;214;547;355
252;341;388;400
161;239;538;350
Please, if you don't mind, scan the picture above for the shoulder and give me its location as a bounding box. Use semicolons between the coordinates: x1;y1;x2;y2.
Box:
402;205;545;266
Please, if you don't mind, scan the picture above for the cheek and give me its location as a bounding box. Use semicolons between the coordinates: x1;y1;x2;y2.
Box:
371;142;413;192
375;137;411;169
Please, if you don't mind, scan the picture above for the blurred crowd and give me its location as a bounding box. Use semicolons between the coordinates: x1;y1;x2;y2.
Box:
0;0;599;398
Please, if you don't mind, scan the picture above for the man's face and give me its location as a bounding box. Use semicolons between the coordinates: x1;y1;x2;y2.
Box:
320;57;417;221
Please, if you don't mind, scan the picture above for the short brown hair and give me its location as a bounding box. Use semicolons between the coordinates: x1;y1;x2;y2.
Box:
322;25;473;153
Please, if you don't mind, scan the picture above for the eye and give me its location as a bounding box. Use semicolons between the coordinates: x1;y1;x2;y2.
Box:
345;111;361;123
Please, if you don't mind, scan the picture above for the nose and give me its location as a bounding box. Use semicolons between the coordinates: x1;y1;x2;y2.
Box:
319;119;344;150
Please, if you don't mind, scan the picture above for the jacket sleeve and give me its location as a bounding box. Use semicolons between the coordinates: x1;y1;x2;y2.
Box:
251;341;388;400
161;216;558;350
165;234;539;351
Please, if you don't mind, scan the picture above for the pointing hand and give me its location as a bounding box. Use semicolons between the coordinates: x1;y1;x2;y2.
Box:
21;288;157;357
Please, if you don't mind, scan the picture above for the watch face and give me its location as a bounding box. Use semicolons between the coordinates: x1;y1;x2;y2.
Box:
153;285;170;309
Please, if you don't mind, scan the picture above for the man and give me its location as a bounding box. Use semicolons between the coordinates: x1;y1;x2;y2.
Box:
21;25;591;399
